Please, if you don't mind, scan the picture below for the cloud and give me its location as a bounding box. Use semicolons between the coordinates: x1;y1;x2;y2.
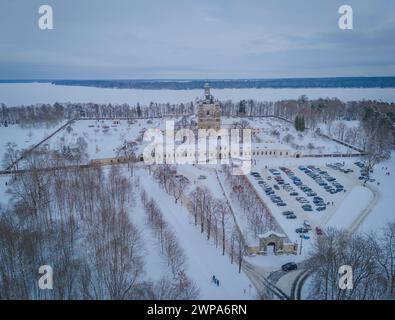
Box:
204;16;218;23
0;0;394;78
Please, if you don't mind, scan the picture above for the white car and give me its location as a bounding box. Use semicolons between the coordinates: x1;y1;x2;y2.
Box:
303;220;312;230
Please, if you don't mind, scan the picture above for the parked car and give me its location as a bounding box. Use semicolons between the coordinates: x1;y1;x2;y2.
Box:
303;220;312;230
282;211;294;216
315;227;323;235
295;227;309;234
286;214;297;219
281;262;298;272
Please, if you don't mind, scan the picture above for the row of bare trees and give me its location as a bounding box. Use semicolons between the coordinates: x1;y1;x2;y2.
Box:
141;191;183;276
0;156;143;299
151;165;229;250
139;190;199;299
223;165;280;239
2;96;394;130
0;149;198;299
149;164;247;273
307;223;395;300
152;165;189;204
0;100;195;126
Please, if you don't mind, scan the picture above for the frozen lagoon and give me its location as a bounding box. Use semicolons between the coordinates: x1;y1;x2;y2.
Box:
1;82;395;106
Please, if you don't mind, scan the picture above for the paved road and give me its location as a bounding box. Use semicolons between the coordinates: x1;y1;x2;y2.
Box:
242;261;290;300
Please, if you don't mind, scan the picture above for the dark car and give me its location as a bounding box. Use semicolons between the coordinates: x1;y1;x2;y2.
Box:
281;262;298;272
286;214;297;219
295;227;309;234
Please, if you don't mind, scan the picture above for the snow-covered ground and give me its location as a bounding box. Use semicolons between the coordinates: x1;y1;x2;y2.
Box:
47;119;163;160
137;169;256;299
245;254;306;274
0;122;64;163
128;182;171;282
1;83;395;106
358;153;395;233
0;175;10;206
176;164;223;196
14;115;354;165
326;186;373;230
222;117;354;154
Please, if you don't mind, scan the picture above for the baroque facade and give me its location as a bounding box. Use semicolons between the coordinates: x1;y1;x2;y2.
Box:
197;83;221;130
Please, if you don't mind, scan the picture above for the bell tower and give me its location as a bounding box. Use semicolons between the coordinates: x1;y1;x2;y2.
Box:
197;83;221;130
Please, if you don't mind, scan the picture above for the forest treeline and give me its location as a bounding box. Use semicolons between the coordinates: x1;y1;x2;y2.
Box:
1;97;394;128
0;149;198;299
48;77;395;89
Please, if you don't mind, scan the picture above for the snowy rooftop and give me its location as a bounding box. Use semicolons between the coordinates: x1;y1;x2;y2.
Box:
258;231;287;239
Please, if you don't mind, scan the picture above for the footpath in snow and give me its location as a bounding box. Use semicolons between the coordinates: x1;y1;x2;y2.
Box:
137;169;256;300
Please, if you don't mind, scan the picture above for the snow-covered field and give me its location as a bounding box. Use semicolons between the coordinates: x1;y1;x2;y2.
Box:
326;186;373;230
0;116;354;165
47;119;162;160
0;176;10;206
0;122;64;162
226;117;353;154
1;83;395;106
359;154;395;233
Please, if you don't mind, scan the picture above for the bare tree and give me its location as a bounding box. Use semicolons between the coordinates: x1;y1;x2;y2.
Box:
216;199;229;255
360;108;393;173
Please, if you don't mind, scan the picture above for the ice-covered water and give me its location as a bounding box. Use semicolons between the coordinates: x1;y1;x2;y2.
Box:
1;83;395;106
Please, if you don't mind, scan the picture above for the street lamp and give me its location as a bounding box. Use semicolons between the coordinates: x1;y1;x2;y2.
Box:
299;234;304;255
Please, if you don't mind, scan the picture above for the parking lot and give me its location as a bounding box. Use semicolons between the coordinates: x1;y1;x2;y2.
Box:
248;162;363;247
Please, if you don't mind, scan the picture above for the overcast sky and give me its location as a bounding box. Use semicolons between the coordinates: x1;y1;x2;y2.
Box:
1;0;394;79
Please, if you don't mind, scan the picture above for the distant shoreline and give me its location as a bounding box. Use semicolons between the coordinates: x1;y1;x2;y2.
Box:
1;77;395;90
